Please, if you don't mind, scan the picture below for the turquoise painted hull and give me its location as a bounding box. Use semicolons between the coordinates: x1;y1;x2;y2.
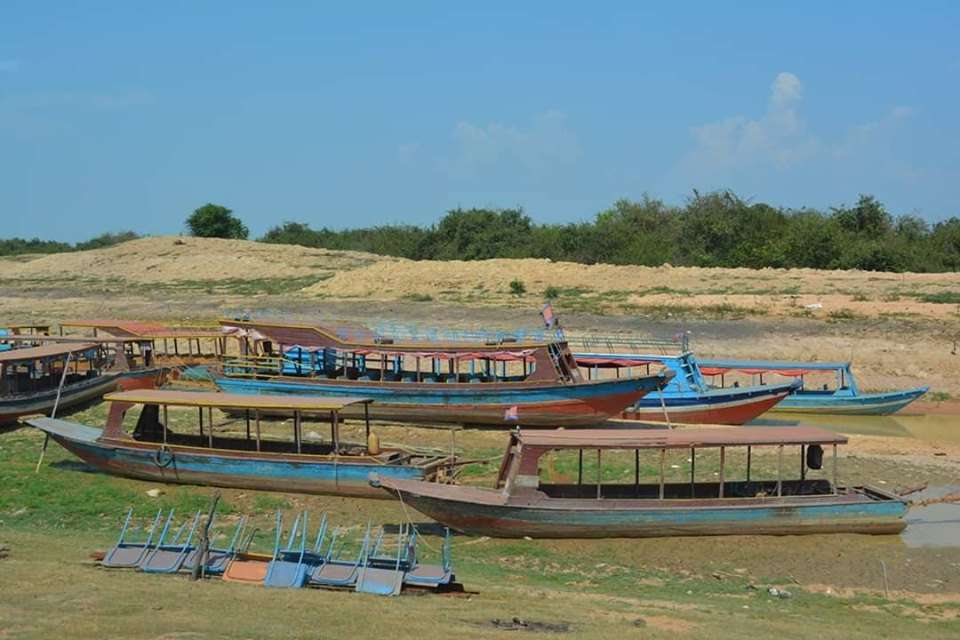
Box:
28;418;433;498
772;387;929;415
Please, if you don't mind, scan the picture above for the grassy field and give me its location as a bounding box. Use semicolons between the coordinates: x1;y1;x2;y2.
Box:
2;409;959;639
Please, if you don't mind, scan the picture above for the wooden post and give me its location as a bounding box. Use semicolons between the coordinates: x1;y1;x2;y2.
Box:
634;449;640;493
364;402;371;441
719;446;725;498
245;409;251;441
596;449;602;499
800;444;806;480
198;407;204;439
332;410;340;454
777;445;783;497
162;405;168;446
207;407;213;448
689;447;696;498
294;410;301;454
577;449;583;485
746;445;752;482
832;443;838;494
659;449;665;500
255;410;261;452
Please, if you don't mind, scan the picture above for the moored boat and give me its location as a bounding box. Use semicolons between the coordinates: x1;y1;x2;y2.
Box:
25;389;456;498
372;426;907;538
697;359;928;415
212;319;672;427
0;342;160;425
575;351;799;424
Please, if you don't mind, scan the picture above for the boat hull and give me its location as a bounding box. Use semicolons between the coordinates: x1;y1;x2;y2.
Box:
0;373;124;425
377;480;907;538
214;375;666;427
621;384;795;425
771;387;929;415
28;417;433;499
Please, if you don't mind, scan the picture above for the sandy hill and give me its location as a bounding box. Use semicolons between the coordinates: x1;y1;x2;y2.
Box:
3;236;960;320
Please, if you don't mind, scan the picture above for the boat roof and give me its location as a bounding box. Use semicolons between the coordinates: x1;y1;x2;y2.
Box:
697;358;850;373
0;334;156;345
61;320;224;339
222;318;555;351
0;342;100;364
103;389;373;411
516;426;847;449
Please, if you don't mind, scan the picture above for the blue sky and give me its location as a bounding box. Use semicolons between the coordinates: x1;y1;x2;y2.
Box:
1;2;958;241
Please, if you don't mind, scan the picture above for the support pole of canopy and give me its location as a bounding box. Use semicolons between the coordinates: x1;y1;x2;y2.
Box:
596;449;602;499
719;446;725;498
690;447;696;498
777;445;783;497
634;449;640;495
207;407;213;448
294;410;301;454
245;409;251;441
198;407;204;439
163;405;169;447
577;449;583;485
800;445;806;480
746;446;752;482
331;410;339;454
255;410;261;452
364;402;370;442
832;444;838;494
659;449;665;500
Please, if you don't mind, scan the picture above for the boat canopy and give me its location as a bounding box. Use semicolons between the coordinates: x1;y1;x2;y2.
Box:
61;320;224;340
697;359;851;377
0;342;99;364
574;356;658;368
284;344;537;362
104;389;373;412
514;426;847;450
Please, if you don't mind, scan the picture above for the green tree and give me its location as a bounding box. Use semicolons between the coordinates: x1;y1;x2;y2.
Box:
186;204;248;239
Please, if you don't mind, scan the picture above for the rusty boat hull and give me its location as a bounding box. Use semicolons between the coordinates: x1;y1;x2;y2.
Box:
375;477;908;538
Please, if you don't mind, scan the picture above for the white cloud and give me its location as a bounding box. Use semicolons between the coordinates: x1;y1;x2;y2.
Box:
442;110;580;179
681;71;819;174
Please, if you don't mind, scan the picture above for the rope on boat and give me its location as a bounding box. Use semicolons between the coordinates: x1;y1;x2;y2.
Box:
909;492;960;507
35;351;73;473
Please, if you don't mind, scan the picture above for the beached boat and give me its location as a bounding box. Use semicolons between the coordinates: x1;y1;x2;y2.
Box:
212;319;672;427
25;390;455;498
0;342;162;425
575;351;798;424
372;426;907;538
697;359;928;415
60;320;230;366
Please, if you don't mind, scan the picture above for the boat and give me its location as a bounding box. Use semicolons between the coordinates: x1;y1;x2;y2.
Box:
0;342;161;425
212;318;672;427
697;359;928;415
60;319;230;366
574;351;799;424
24;389;456;498
372;426;907;538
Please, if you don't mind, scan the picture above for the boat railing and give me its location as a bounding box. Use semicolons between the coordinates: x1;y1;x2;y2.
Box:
223;355;287;378
564;332;687;355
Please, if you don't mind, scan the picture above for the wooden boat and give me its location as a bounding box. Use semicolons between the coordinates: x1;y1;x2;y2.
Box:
575;351;798;424
372;426;907;538
24;389;455;498
0;342;162;425
697;359;928;415
60;319;230;366
212;319;672;427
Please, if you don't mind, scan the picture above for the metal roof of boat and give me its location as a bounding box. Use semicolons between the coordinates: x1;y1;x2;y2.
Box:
0;342;99;363
104;389;373;411
696;358;850;371
61;320;224;339
516;426;847;448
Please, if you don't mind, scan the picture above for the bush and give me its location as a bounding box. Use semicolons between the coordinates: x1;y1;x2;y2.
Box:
509;279;527;295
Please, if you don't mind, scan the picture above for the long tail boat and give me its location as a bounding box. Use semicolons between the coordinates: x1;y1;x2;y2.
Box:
212;319;672;427
0;342;162;425
575;351;798;425
697;358;928;415
24;390;455;498
372;426;907;538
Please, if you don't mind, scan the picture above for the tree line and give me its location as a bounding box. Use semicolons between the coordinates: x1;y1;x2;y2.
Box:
261;192;960;273
4;194;960;273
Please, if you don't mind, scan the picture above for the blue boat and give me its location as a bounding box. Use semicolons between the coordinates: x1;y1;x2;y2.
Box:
697;359;928;415
575;351;799;424
25;389;455;498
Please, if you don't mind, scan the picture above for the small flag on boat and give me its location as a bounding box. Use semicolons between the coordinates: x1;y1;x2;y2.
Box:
504;405;519;422
541;303;557;329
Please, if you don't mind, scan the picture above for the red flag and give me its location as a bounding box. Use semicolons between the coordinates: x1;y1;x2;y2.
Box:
504;405;519;422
